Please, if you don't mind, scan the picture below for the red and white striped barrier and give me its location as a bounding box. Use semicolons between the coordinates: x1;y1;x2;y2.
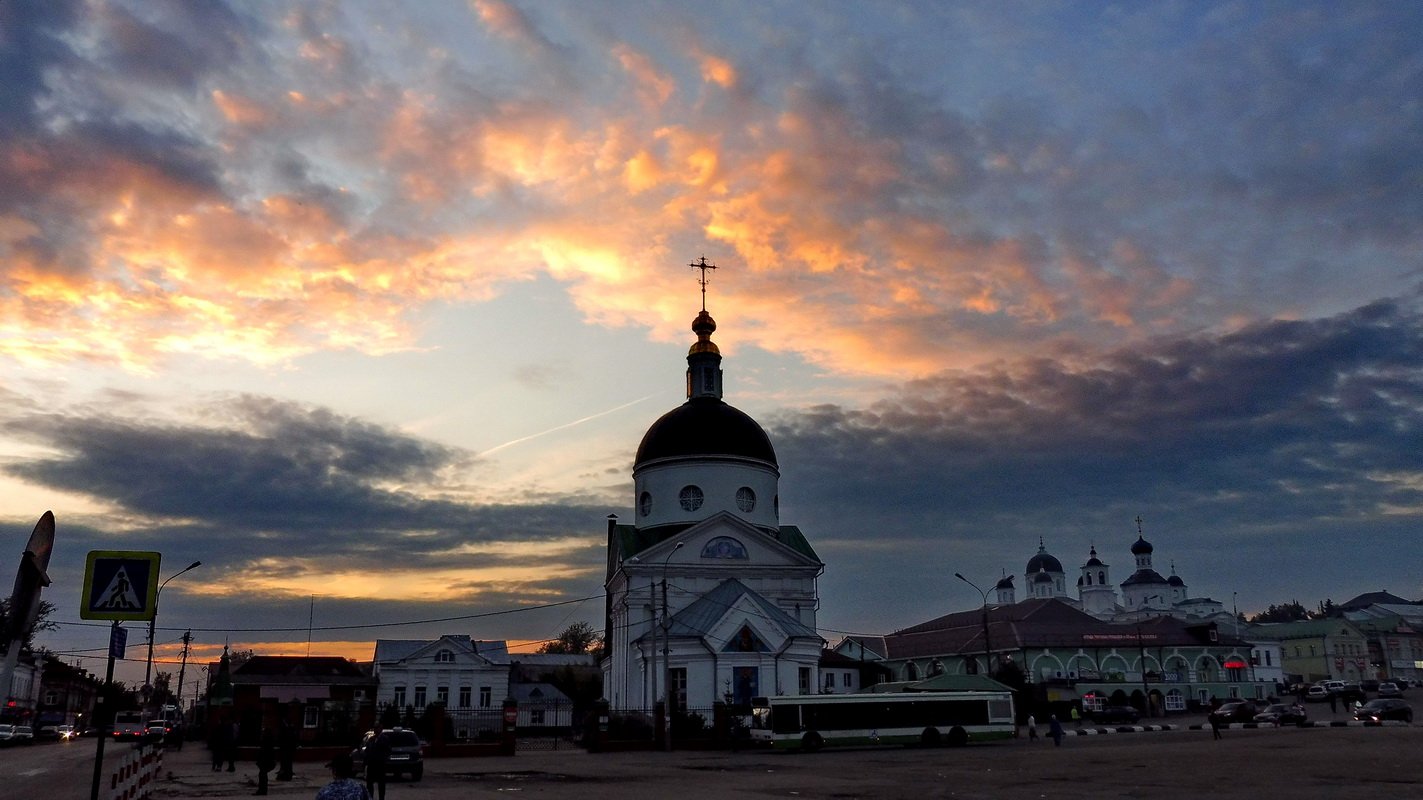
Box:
108;745;164;800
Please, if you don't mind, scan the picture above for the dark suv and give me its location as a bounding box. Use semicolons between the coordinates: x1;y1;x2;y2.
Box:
352;728;424;781
1208;701;1260;725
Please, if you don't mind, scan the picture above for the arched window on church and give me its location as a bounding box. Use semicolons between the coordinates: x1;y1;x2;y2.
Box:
1086;574;1093;585
905;662;920;680
1098;571;1105;583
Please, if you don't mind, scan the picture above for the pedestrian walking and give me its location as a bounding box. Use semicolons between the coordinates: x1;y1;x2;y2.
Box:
1070;706;1081;727
226;720;240;772
363;725;392;800
317;754;371;800
1210;714;1222;740
278;720;298;781
1026;714;1038;741
1049;715;1064;747
209;722;226;772
255;727;276;796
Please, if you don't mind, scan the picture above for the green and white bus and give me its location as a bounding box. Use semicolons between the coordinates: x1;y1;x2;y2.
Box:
750;690;1016;751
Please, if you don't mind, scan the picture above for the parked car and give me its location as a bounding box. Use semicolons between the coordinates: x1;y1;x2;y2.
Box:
352;728;424;781
1378;682;1405;698
144;720;173;744
10;726;34;745
1209;701;1261;725
1254;703;1307;725
1354;699;1412;723
1092;705;1141;724
56;724;79;741
0;725;14;745
1334;682;1367;704
1304;685;1329;702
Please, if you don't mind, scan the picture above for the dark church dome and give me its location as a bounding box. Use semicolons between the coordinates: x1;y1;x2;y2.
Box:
635;397;778;466
1026;544;1063;576
1131;535;1153;555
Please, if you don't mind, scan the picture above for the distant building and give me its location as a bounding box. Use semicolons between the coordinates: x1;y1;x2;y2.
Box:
1254;619;1370;684
998;526;1230;626
223;655;375;745
1341;598;1423;685
879;597;1268;713
371;635;510;714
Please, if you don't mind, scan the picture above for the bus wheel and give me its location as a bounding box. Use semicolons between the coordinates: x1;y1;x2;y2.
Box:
946;726;969;747
920;727;941;746
802;731;823;752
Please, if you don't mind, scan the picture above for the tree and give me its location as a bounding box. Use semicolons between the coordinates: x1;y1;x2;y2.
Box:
0;598;57;654
539;622;602;655
1248;600;1311;623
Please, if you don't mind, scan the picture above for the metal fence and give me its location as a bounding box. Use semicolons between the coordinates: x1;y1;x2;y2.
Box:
515;699;576;751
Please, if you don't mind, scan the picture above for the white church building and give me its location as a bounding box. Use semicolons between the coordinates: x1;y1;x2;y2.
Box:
601;282;825;713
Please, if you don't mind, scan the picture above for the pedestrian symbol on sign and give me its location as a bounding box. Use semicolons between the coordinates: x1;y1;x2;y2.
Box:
80;550;161;621
96;566;141;610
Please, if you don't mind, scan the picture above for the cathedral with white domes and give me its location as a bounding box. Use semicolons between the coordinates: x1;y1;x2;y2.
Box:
993;522;1228;623
601;267;825;714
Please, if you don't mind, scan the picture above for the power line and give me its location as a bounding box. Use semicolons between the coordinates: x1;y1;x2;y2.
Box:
51;593;604;634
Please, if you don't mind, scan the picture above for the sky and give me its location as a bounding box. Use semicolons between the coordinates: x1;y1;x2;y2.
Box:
1;0;1421;691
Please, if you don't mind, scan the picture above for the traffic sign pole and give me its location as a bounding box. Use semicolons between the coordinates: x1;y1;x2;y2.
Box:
90;621;121;800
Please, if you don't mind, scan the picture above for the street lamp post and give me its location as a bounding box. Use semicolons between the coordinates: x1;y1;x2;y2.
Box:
144;560;202;705
954;573;992;675
661;542;684;751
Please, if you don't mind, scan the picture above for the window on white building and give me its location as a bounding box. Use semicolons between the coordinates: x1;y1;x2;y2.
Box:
843;673;852;688
303;706;319;728
393;686;406;708
435;649;455;662
459;687;471;708
530;709;545;725
480;686;492;708
798;667;810;695
414;686;427;707
436;686;449;705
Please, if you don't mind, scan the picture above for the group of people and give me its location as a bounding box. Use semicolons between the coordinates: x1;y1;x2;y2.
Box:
209;719;390;799
1024;713;1067;746
317;725;392;800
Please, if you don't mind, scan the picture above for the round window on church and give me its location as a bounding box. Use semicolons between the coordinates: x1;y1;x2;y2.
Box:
736;487;756;512
679;485;704;511
639;491;652;517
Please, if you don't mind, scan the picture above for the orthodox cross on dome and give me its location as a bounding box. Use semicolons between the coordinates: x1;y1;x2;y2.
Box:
689;256;718;311
1135;515;1144;535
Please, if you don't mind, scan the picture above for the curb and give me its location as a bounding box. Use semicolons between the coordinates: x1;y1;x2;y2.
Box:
1067;724;1176;736
1186;720;1410;730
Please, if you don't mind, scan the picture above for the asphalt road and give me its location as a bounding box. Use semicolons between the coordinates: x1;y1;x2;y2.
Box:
3;720;1417;799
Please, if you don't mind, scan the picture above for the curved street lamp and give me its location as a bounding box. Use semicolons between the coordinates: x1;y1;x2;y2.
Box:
144;560;202;702
955;573;992;676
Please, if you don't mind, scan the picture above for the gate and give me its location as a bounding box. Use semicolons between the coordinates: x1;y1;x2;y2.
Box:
515;699;575;751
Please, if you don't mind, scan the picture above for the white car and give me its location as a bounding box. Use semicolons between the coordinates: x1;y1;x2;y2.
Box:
10;726;33;744
0;724;13;744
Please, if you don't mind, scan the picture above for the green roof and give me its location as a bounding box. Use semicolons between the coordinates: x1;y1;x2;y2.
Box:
613;522;819;562
869;674;1013;693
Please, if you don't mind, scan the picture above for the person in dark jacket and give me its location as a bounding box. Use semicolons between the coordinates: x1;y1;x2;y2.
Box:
363;726;391;800
277;720;297;781
255;726;276;795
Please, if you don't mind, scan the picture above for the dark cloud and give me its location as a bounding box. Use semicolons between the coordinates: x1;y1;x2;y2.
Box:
2;394;601;559
771;297;1423;623
0;0;81;135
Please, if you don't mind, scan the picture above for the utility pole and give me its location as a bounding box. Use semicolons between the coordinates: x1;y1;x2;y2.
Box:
175;631;192;715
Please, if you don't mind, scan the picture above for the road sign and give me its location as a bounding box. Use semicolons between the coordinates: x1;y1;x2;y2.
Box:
109;625;128;659
80;551;161;621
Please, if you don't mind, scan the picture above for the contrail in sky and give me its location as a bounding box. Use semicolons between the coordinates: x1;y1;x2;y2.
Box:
479;392;665;456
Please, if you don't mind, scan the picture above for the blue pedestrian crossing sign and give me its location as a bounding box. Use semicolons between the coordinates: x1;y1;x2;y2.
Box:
80;551;161;621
